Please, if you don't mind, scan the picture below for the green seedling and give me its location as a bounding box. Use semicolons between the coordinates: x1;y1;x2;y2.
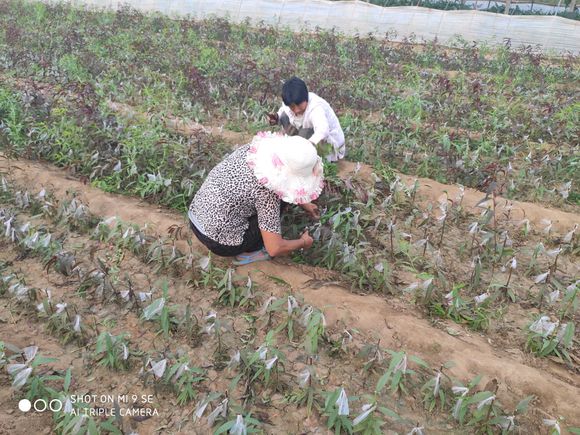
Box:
215;268;256;308
141;282;178;336
322;387;353;435
94;332;131;370
376;350;429;396
351;394;401;434
525;315;575;362
421;365;452;412
45;303;87;345
215;413;262;434
285;362;318;416
263;294;302;341
164;358;206;405
302;305;326;355
230;332;286;397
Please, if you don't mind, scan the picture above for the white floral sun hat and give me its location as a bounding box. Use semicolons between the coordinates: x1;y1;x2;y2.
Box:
246;132;324;204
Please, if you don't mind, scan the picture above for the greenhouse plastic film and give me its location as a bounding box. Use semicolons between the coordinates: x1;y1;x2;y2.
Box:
52;0;580;52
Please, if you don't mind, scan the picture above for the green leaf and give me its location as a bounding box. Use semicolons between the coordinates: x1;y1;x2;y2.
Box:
409;355;430;369
391;370;403;392
467;391;494;405
266;274;290;287
31;356;57;367
214;419;235;435
375;370;390;393
515;395;534;414
88;418;99;435
228;373;242;392
64;367;72;391
468;374;483;389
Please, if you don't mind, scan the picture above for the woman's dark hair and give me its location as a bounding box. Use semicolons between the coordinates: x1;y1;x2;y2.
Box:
282;77;309;106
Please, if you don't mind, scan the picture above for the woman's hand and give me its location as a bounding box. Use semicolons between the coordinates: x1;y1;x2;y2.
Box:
300;202;320;220
300;231;314;249
267;113;279;126
261;229;314;257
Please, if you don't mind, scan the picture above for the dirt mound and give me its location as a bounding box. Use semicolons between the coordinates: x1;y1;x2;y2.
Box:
338;161;579;235
2;156;578;426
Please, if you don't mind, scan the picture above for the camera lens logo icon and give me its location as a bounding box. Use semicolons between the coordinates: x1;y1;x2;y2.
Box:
18;398;63;412
18;399;32;412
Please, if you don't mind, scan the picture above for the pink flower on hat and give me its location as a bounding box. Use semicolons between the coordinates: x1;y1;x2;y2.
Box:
295;188;307;197
272;154;284;168
246;135;324;205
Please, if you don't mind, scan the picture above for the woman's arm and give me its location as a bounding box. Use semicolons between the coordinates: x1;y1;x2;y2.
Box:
261;230;313;257
299;202;320;220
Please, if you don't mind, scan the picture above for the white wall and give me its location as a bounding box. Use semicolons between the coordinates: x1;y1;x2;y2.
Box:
47;0;580;53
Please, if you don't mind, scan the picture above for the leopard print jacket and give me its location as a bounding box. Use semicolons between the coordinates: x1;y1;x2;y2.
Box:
188;144;281;246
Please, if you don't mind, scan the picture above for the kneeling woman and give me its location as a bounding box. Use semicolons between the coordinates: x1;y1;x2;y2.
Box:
188;134;323;265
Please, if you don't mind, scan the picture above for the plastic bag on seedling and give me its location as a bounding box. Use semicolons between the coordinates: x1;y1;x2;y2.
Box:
557;181;571;199
541;219;553;234
194;396;210;421
22;346;38;362
172;363;189;383
150;359;167;378
529;316;558;337
474;293;489;305
495;415;515;431
298;368;311;388
287;295;299;315
353;404;376;426
259;296;277;316
257;345;268;361
11;366;32;389
265;356;278;370
563;225;577;243
7;363;27;376
547;290;560;304
9;283;29;300
142;298;165;320
433;372;442;396
543;419;561;434
227;351;240;370
72;315;81;333
407;425;424;435
230;415;246;435
138;292;152;302
4;217;13;238
336;388;349;416
534;271;550;284
476;394;495;410
207;398;228;427
39;233;52;248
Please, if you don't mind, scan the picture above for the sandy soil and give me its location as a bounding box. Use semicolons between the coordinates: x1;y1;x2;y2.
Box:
1;155;578;433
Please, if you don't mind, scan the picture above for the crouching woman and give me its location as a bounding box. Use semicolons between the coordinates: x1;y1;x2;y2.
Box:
188;134;323;265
